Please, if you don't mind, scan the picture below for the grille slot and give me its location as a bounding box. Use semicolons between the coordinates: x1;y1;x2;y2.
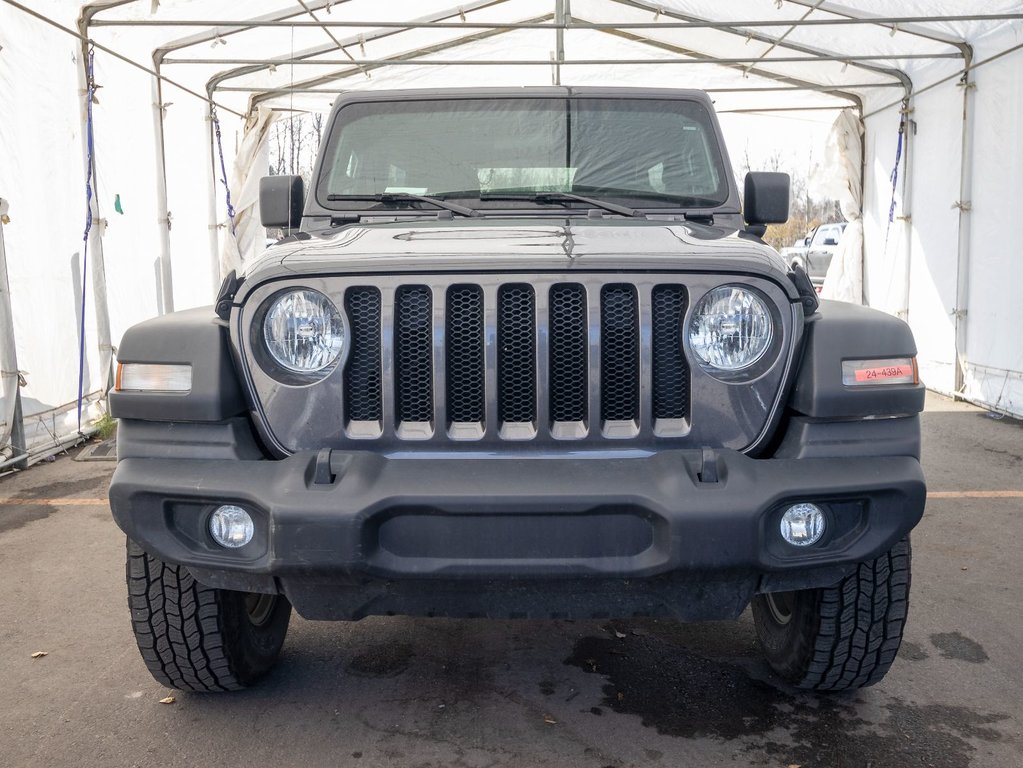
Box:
497;284;537;425
600;284;640;424
394;286;433;425
446;285;486;425
548;283;588;424
652;285;690;422
344;286;383;423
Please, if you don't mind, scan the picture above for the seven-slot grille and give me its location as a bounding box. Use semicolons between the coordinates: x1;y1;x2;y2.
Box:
342;278;689;442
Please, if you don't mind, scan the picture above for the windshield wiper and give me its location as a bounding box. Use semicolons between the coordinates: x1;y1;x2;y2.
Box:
478;192;644;218
325;192;477;218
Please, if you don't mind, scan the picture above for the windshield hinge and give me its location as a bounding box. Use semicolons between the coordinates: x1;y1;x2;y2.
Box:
330;214;362;226
683;213;715;226
215;269;240;321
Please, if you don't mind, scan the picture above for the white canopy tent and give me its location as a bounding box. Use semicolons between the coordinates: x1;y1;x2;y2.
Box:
1;0;1022;466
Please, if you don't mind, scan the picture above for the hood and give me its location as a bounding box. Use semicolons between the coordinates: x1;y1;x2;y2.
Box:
239;217;796;301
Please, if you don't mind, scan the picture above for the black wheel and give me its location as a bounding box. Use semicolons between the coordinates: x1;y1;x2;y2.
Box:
752;537;911;691
126;538;291;692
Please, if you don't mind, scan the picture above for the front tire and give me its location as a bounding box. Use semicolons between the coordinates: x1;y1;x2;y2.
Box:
752;537;911;691
126;538;291;692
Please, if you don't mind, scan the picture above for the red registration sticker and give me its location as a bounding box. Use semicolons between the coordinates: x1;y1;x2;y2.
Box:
854;365;914;382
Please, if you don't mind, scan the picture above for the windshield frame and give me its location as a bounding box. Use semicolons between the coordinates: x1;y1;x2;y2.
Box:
308;89;741;220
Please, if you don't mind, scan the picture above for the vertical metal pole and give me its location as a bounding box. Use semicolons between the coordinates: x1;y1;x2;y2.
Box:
953;67;975;394
76;16;115;398
553;0;566;86
151;62;175;314
899;97;914;321
205;101;224;291
0;197;28;469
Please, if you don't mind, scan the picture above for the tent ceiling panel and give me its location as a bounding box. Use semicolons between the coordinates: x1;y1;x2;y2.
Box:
214;10;555;91
72;0;1023;114
75;0;1023;117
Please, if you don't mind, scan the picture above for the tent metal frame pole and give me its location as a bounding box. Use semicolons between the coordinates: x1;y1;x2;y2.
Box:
203;0;515;101
782;0;973;58
204;104;222;296
610;0;911;95
899;96;915;322
166;53;961;66
150;64;175;315
553;0;566;85
88;14;1023;30
596;27;865;108
152;0;347;64
0;0;245;118
148;1;357;291
953;70;976;395
295;0;371;78
221;82;896;95
240;13;557;110
0;198;28;471
76;6;117;400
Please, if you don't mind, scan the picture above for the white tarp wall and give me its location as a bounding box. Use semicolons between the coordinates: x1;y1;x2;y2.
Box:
861;23;1023;415
1;0;1023;464
0;1;107;460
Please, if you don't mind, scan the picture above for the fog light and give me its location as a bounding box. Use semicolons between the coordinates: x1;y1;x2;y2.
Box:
209;505;254;548
780;503;825;547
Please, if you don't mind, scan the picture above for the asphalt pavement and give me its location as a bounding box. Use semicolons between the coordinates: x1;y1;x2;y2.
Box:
1;393;1021;768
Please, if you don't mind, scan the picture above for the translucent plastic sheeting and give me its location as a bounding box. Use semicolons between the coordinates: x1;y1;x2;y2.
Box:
0;201;18;456
816;109;864;304
0;0;108;456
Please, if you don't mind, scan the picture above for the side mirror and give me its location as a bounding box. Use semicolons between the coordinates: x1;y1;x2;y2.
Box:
823;237;838;246
803;236;811;246
259;175;304;229
743;172;790;225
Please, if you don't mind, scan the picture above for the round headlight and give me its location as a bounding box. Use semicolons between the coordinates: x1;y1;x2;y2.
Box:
263;289;345;374
688;285;774;372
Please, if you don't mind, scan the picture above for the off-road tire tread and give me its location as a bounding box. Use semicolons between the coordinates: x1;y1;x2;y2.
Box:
126;539;287;692
755;537;911;692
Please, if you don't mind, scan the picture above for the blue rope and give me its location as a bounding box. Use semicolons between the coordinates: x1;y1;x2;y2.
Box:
76;46;96;434
211;107;237;236
884;115;906;249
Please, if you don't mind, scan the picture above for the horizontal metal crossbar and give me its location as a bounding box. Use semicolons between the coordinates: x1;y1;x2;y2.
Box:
88;15;1023;29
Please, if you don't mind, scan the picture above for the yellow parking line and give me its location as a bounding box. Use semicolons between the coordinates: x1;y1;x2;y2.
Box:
0;497;108;506
928;490;1023;499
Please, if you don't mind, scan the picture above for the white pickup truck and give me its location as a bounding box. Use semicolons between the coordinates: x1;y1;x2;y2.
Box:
781;222;846;285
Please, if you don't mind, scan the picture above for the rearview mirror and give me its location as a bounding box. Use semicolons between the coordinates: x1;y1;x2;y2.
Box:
260;175;304;229
743;172;790;225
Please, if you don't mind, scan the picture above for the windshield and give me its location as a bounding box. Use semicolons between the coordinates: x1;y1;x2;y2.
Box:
316;97;730;211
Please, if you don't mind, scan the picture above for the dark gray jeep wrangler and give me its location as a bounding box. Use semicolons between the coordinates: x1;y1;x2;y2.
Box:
109;88;925;693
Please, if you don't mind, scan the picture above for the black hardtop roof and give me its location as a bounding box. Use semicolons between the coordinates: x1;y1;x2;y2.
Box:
329;86;715;108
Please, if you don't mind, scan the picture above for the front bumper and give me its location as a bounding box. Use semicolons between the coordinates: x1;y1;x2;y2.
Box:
109;448;925;620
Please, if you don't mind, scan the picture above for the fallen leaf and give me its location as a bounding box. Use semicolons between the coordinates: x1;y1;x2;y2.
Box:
159;695;176;705
788;764;802;768
614;630;626;639
617;691;624;702
31;651;48;659
961;567;968;571
543;714;557;724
